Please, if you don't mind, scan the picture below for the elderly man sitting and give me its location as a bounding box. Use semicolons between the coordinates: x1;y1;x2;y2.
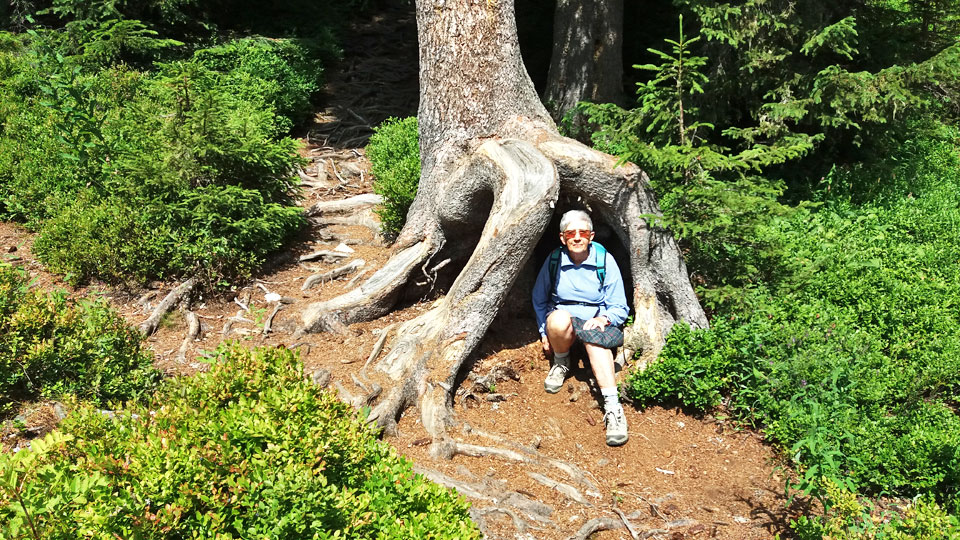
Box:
532;210;630;446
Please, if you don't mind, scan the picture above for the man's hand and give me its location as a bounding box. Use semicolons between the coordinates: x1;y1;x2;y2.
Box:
541;335;552;355
582;316;610;332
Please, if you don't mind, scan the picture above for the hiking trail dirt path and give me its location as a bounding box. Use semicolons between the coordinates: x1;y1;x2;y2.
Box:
0;4;810;538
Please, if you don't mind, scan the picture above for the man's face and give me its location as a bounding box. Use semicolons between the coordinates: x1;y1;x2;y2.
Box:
560;220;594;257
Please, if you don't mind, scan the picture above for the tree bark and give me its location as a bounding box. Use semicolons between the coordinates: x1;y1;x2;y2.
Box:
300;0;706;449
544;0;625;122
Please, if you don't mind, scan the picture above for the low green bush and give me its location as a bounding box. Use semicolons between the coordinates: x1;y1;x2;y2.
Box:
367;116;420;239
790;478;960;539
0;32;308;285
0;264;160;416
193;37;325;130
627;123;960;512
0;344;481;539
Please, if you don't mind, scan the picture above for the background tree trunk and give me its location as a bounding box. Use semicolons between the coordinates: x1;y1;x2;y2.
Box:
544;0;625;122
300;0;706;451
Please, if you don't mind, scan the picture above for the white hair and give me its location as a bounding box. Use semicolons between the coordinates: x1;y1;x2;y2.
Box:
559;210;593;232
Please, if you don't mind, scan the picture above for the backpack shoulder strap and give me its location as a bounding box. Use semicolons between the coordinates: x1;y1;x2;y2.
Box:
592;242;606;290
548;247;562;294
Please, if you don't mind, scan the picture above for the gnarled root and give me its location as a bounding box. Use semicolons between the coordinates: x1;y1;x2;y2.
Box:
139;277;197;336
362;139;558;441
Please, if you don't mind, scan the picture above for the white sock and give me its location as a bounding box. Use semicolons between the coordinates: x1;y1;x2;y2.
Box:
601;387;621;413
554;350;570;369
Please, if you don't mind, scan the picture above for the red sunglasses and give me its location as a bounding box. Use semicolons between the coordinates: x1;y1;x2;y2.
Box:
562;229;591;240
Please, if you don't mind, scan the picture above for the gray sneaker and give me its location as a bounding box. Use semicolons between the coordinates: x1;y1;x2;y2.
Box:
603;407;628;446
544;364;568;393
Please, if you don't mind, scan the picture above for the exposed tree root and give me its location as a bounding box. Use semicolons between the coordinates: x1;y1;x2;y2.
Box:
304;193;382;217
139;277;197;336
527;472;593;506
413;465;556;532
469;506;532;536
613;506;641;540
298;250;350;263
301;259;365;290
309;209;382;243
174;311;200;364
463;427;601;496
261;304;285;336
567;517;624;540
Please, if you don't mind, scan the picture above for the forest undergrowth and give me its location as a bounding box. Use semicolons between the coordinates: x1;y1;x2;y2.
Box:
3;0;960;537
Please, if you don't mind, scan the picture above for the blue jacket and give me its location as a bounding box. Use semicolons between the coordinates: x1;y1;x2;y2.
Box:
531;244;629;337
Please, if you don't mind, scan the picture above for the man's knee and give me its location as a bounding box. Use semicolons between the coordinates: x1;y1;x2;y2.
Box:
546;310;573;333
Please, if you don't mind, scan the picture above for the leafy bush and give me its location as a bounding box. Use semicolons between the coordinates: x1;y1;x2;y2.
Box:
627;124;960;511
0;32;307;285
0;264;160;416
0;344;481;539
367;116;420;239
193;37;325;129
791;478;960;539
577;21;807;292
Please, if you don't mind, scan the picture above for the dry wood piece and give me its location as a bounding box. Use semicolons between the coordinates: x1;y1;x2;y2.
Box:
298;250;350;263
304;193;382;217
566;517;624;540
174;311;200;364
138;277;197;336
302;259;365;291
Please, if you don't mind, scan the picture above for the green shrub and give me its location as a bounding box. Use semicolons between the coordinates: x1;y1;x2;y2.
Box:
791;478;960;539
193;37;325;129
0;344;481;539
627;124;960;510
0;264;160;416
367;116;420;239
0;34;307;285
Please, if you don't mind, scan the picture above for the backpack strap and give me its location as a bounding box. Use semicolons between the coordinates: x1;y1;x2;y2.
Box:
592;242;607;291
548;247;562;296
549;243;607;295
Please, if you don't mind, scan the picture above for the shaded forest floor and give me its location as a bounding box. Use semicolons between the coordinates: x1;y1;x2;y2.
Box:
0;3;814;538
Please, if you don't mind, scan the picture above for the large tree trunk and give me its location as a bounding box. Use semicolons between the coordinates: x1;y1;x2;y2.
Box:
544;0;625;122
301;0;706;453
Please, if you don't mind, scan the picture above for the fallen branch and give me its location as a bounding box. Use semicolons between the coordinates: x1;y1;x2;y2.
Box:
139;278;197;336
302;259;365;291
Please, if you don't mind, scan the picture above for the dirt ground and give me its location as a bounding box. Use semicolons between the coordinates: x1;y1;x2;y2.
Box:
0;3;815;537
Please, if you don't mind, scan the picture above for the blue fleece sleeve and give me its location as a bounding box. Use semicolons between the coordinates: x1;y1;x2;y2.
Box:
531;258;554;337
